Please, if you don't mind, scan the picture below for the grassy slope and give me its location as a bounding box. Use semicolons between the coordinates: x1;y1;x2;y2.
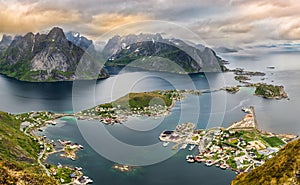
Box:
114;91;173;109
0;111;57;184
231;138;300;185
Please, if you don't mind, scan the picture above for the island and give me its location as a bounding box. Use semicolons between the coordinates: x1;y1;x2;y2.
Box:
11;88;291;184
254;83;288;99
229;68;266;77
159;106;298;174
76;90;201;124
222;83;288;100
234;75;251;82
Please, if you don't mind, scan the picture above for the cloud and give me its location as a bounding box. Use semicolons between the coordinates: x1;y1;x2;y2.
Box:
190;0;300;46
87;13;151;36
0;1;82;34
1;0;300;47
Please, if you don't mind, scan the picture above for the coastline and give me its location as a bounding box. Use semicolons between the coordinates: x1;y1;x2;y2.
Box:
159;106;298;174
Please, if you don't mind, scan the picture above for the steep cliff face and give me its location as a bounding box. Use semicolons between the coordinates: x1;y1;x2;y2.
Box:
0;35;12;51
0;27;108;82
102;33;227;73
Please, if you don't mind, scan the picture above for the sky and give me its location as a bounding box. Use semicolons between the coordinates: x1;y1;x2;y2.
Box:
1;0;300;48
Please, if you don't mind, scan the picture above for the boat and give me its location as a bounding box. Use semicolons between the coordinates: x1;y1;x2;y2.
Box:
194;156;202;163
186;155;195;163
75;167;82;171
189;144;195;151
205;160;213;167
180;143;188;150
241;106;251;113
220;164;227;170
163;142;169;147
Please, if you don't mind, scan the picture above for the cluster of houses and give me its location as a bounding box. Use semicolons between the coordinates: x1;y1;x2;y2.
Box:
159;120;286;174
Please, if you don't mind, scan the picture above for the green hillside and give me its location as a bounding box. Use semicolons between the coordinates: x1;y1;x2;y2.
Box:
0;111;57;184
231;138;300;185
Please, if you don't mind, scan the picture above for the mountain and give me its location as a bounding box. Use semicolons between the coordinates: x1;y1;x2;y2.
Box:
214;46;239;53
231;138;300;185
0;111;57;184
0;27;108;82
102;33;227;73
65;31;95;52
0;35;13;51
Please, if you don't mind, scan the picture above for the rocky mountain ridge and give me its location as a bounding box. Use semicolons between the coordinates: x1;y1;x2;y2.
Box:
0;27;108;82
103;33;227;73
0;28;228;82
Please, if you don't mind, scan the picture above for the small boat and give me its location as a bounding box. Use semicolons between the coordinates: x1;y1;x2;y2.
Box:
180;143;188;150
205;160;213;167
267;66;275;69
220;164;227;170
186;155;195;163
189;144;195;151
75;167;82;171
194;156;202;163
163;142;169;147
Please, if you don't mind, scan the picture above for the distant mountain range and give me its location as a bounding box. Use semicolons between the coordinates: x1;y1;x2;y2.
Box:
0;27;227;82
103;33;227;73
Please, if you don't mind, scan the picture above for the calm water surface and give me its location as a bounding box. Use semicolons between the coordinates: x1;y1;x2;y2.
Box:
1;51;300;185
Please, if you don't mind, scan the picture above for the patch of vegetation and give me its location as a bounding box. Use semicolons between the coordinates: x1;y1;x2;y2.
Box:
231;138;300;185
227;156;237;169
234;75;250;81
0;111;57;184
224;86;240;94
192;135;199;141
261;136;285;147
114;91;173;110
254;83;287;99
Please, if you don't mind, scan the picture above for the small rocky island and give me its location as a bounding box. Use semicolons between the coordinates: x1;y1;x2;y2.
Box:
254;83;288;99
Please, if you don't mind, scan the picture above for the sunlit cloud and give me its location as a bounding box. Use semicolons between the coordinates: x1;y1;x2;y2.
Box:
1;0;300;47
87;13;151;36
0;1;82;35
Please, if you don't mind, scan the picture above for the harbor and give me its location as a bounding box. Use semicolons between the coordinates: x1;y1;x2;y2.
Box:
159;106;298;174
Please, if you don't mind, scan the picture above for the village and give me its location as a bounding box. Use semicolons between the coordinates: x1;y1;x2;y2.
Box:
17;111;93;184
76;89;203;125
159;106;298;174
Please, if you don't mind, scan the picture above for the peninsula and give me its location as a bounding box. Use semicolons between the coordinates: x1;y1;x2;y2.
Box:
159;106;297;174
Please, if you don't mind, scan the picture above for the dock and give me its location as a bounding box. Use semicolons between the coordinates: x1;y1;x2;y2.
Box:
250;106;258;129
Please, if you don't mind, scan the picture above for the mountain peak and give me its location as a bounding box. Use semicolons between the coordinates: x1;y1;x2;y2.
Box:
47;27;66;40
